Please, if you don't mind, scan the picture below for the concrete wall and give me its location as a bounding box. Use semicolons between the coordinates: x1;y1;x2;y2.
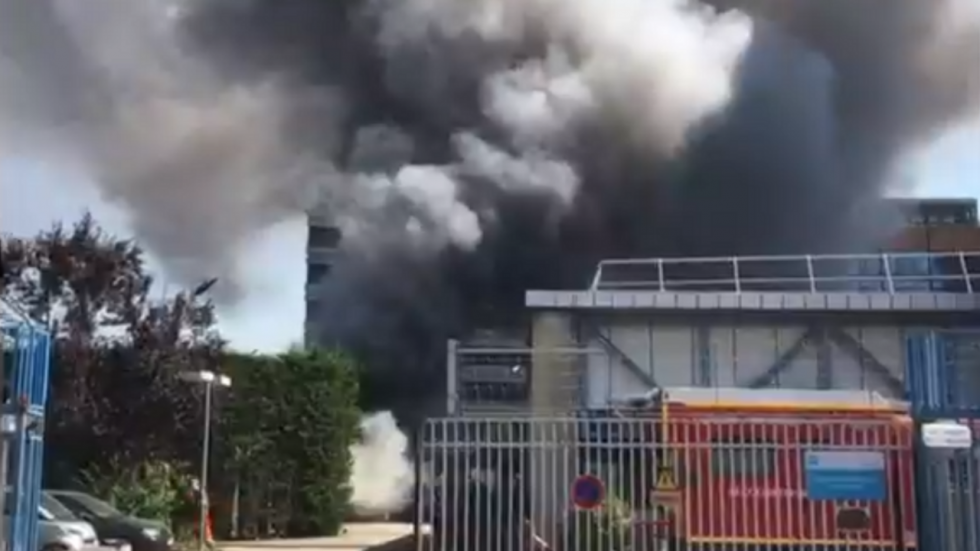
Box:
530;311;580;412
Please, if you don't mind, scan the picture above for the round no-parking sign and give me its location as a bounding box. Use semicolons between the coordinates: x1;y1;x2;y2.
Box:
571;474;605;510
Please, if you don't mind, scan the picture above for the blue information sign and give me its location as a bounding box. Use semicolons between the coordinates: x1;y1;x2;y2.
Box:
571;474;605;509
804;450;886;501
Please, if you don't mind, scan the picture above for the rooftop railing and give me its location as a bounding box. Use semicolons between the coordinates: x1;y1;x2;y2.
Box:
589;252;980;293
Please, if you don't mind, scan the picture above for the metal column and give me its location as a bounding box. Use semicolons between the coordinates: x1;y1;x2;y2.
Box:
1;301;52;551
907;330;980;551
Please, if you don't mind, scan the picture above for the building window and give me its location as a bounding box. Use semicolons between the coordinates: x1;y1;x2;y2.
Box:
848;254;945;292
892;255;930;275
307;263;331;285
305;299;321;322
850;257;887;291
919;202;978;226
891;254;936;292
711;445;774;478
308;225;341;249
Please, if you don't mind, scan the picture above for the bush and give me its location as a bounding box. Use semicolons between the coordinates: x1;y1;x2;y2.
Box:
78;459;190;526
566;494;633;551
223;348;361;537
285;349;360;535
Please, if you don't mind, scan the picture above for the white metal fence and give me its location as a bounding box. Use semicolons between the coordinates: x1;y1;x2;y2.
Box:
416;415;914;551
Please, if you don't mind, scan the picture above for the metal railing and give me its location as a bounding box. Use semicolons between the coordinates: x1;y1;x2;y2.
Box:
589;251;980;293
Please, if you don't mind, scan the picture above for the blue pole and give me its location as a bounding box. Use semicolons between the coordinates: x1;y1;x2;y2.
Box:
1;303;52;551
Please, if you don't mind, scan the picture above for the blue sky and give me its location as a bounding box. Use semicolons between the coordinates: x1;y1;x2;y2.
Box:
2;124;978;352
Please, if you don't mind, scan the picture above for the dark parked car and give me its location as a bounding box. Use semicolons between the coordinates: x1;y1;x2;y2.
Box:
45;491;173;551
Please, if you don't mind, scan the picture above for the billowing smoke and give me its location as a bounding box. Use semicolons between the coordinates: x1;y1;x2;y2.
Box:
349;411;414;515
1;0;978;408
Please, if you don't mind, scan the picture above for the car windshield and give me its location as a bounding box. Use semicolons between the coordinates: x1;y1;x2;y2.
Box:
41;493;78;520
57;492;122;519
3;491;78;520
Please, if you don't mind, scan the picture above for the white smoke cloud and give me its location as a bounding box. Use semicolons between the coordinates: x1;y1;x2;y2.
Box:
349;411;414;515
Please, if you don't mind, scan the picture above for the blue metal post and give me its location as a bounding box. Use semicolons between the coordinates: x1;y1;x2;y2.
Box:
1;301;52;551
906;330;980;551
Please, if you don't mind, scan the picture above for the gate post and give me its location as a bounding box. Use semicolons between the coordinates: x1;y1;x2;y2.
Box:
906;330;980;551
446;339;458;415
0;299;52;551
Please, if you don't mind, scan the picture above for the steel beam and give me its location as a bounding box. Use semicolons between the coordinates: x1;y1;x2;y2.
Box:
815;327;834;389
581;322;658;389
826;328;905;397
695;325;713;386
747;328;816;388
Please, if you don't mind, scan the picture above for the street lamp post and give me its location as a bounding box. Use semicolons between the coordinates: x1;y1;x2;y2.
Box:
179;370;231;551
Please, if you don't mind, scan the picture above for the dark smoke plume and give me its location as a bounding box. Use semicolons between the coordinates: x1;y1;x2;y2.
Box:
1;0;978;410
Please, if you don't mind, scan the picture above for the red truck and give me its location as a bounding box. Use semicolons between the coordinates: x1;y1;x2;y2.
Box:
638;388;917;550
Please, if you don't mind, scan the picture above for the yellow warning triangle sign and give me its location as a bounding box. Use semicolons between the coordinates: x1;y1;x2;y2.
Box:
655;465;676;490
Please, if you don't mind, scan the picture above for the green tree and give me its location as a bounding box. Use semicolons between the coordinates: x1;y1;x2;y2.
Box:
285;348;360;536
220;348;360;538
215;352;290;539
78;458;191;525
5;216;363;539
1;213;220;485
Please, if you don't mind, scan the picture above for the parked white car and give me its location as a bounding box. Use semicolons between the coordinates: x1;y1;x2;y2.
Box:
39;491;100;551
4;490;100;551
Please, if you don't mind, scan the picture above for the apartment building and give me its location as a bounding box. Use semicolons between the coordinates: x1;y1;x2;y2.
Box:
304;213;341;344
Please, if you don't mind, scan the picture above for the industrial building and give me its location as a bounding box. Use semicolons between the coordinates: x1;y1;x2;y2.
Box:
443;197;980;415
431;246;980;550
397;198;980;551
447;251;980;412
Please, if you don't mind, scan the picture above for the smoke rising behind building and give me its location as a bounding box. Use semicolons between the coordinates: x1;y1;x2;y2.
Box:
1;0;978;409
